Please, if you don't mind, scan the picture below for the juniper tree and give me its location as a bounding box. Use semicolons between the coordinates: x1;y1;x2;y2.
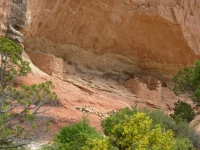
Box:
0;37;58;149
173;60;200;105
170;100;195;123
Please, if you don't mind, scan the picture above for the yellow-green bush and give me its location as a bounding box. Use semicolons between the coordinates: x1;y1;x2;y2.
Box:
43;110;196;150
102;106;199;148
110;112;194;150
86;112;194;150
81;138;111;150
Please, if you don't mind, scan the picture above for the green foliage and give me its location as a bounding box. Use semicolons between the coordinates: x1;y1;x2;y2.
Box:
173;60;200;104
101;106;138;136
0;37;31;88
170;100;195;123
45;107;197;150
102;106;199;149
101;107;176;137
42;117;103;150
0;37;58;149
172;60;200;148
110;112;194;150
81;138;112;150
87;112;194;150
110;112;174;149
151;111;200;150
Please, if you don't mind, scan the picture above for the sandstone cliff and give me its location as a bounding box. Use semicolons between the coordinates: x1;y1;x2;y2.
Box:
24;0;200;85
1;0;200;138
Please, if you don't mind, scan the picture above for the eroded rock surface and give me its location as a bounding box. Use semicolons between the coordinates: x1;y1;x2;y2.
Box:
0;0;12;36
6;0;27;44
15;56;194;135
1;0;200;140
0;0;27;45
24;0;200;84
190;115;200;133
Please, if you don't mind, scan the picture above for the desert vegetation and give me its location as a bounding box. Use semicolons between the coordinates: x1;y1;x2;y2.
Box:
0;37;58;149
42;60;200;150
42;106;198;149
173;60;200;105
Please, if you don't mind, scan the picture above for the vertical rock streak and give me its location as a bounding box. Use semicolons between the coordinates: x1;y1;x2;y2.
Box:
6;0;27;45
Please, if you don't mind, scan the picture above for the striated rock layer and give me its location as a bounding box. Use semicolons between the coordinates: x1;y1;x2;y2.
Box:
24;0;200;85
1;0;200;138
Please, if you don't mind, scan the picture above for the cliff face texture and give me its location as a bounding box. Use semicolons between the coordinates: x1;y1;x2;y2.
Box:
0;0;12;36
1;0;200;137
0;0;27;45
24;0;200;84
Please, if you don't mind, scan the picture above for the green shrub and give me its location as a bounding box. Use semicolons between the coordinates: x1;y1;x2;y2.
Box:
89;112;194;150
170;100;195;123
101;106;198;149
101;106;138;136
102;107;184;138
42;117;103;150
44;107;199;150
0;37;58;149
81;138;112;150
173;60;200;105
146;109;193;138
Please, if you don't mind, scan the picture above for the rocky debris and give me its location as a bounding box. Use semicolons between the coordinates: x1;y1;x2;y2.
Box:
25;141;48;150
76;105;109;119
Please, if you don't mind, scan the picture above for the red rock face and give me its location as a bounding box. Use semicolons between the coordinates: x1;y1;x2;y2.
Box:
0;0;12;36
24;0;200;84
1;0;200;138
16;54;195;136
